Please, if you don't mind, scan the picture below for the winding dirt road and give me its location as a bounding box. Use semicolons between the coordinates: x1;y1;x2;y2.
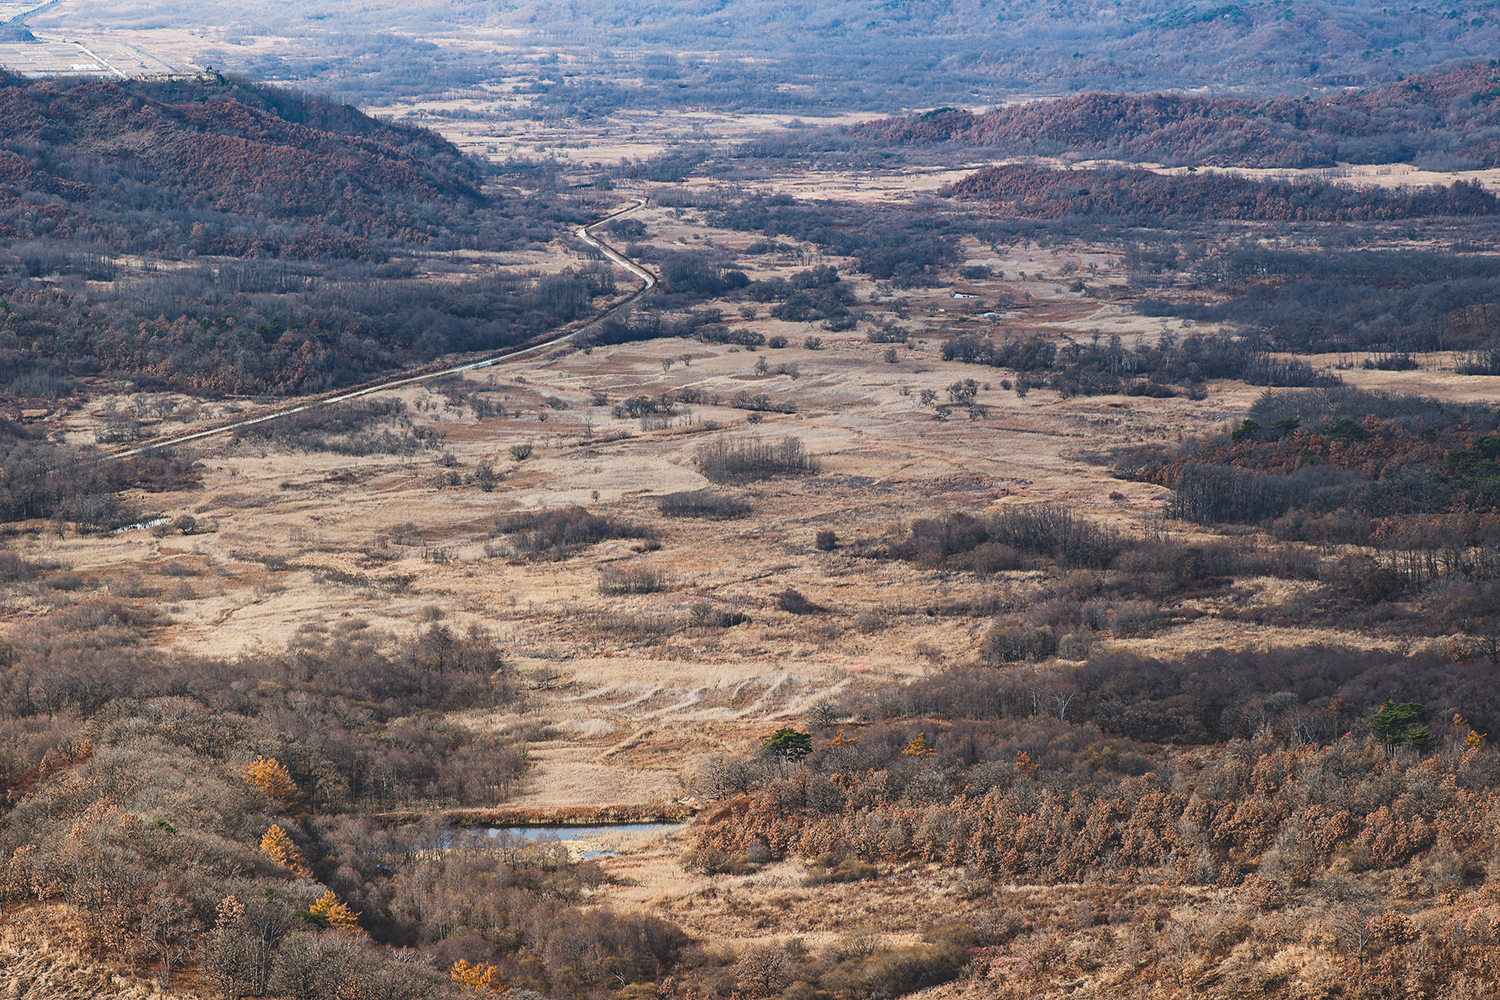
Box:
111;197;656;459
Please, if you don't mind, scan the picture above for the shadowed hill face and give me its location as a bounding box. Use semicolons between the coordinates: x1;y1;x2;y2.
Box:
0;74;488;258
854;62;1500;168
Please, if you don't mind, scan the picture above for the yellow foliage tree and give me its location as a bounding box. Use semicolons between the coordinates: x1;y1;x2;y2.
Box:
824;728;860;748
1455;713;1487;750
308;890;361;933
452;959;506;994
901;733;935;757
1014;750;1039;777
243;756;300;808
260;824;313;880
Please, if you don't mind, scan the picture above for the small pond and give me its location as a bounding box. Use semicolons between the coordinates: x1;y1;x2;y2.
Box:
484;823;684;859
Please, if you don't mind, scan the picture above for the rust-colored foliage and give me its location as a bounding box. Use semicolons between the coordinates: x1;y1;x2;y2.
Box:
242;756;300;809
452;958;506;993
948;163;1496;222
854;63;1500;169
0;76;483;256
308;890;362;933
259;824;312;880
696;737;1497;884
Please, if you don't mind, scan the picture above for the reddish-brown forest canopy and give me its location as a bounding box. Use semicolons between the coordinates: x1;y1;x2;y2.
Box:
855;62;1500;168
946;163;1498;221
0;72;490;258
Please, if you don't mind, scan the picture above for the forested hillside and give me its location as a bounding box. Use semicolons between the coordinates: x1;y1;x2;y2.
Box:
0;74;610;397
947;164;1499;221
856;62;1500;167
0;71;499;259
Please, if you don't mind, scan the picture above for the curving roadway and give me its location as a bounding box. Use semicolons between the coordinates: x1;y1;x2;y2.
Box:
111;198;656;459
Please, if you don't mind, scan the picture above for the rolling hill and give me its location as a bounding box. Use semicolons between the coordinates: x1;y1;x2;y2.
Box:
854;62;1500;168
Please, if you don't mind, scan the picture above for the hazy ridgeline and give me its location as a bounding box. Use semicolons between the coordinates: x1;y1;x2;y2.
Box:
68;0;1500;110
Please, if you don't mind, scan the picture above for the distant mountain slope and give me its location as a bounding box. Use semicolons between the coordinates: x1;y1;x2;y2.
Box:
488;0;1499;100
854;62;1500;168
33;0;1500;109
0;72;501;259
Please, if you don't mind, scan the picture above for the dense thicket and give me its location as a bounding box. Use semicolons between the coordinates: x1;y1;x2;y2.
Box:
1134;387;1500;528
857;645;1500;742
3;623;521;808
0;418;197;529
495;507;656;559
1115;388;1500;619
940;330;1340;397
1143;247;1500;354
691;645;1500;999
0;261;612;397
696;722;1500;909
0;72;511;258
949;164;1498;222
707;195;962;286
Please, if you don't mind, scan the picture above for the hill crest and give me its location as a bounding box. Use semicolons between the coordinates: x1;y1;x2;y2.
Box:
853;61;1500;168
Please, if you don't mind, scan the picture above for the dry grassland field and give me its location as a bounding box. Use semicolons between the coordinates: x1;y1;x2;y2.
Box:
5;6;1500;999
6;175;1499;987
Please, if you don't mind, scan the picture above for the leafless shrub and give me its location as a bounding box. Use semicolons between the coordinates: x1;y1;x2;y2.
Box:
599;566;670;595
496;508;654;560
660;490;753;519
693;754;764;799
728;391;795;414
735;945;792;996
776;588;827;614
690;600;751;628
981;620;1057;663
1108;600;1166;638
695;436;819;483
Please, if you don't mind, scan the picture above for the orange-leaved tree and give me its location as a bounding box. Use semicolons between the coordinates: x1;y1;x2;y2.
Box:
260;824;313;880
242;755;300;809
452;959;506;994
307;890;361;933
902;733;936;757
